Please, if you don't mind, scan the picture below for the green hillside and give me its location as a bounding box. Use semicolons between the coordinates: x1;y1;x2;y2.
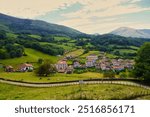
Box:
0;48;59;66
0;13;84;37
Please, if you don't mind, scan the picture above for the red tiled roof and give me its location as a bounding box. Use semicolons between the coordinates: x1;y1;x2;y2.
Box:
57;60;67;64
19;63;33;69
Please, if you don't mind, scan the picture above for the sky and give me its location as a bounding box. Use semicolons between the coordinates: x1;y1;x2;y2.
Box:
0;0;150;34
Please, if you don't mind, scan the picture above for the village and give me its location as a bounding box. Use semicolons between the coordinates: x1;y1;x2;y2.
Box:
4;53;135;75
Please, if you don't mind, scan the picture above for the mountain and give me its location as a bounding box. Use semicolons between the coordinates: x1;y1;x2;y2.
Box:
0;13;84;37
110;27;150;39
140;29;150;34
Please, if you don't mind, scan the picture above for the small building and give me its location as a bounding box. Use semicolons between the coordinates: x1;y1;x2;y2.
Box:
73;61;81;68
65;65;74;74
19;63;33;72
5;66;14;72
86;59;95;67
112;65;124;71
56;60;68;73
95;63;101;69
86;54;98;61
100;63;111;71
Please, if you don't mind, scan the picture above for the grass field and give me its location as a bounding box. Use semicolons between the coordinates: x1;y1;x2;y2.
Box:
0;72;103;83
106;53;118;58
80;51;100;58
66;49;84;57
114;49;137;54
0;48;59;66
40;42;75;51
0;83;149;100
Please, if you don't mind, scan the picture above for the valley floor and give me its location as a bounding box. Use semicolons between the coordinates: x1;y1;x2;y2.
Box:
0;83;149;100
0;72;104;83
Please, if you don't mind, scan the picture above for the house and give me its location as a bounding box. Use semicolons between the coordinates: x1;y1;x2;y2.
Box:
86;59;95;67
100;63;111;71
55;60;68;73
19;63;33;72
73;61;81;68
5;66;14;72
86;54;98;67
124;60;134;69
86;54;98;61
65;65;74;74
112;65;124;71
95;62;101;69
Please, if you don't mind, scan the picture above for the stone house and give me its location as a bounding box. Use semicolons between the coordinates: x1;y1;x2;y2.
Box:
55;60;68;73
73;61;81;68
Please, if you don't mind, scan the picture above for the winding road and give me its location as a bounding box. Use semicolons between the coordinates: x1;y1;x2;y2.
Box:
0;78;150;90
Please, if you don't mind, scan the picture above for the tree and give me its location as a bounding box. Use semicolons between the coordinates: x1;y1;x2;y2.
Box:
133;42;150;81
0;30;6;39
119;72;127;78
36;60;56;76
38;58;43;64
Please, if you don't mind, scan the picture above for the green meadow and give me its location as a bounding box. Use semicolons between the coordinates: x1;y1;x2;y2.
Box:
0;83;149;100
0;48;59;66
0;72;103;83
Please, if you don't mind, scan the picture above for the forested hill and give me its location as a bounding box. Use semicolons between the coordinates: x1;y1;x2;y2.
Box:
0;13;84;37
1;13;150;60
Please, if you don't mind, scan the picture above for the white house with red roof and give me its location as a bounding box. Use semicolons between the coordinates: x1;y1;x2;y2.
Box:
19;63;33;72
55;60;68;73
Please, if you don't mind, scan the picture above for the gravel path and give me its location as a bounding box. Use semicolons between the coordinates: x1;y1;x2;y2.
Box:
0;79;150;90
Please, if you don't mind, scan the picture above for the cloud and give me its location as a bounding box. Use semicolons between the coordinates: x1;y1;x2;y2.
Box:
63;0;150;19
0;0;79;18
0;0;149;33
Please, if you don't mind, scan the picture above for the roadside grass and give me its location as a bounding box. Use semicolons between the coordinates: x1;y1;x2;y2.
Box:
0;83;149;100
135;95;150;100
0;48;59;66
0;72;103;83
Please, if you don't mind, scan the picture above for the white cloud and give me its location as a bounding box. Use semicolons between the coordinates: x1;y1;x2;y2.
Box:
0;0;79;18
63;0;150;19
0;0;149;33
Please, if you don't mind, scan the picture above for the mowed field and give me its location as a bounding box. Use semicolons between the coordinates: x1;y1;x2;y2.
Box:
0;83;149;100
0;72;103;83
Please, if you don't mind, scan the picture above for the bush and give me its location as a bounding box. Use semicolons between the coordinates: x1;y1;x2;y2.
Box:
103;71;116;78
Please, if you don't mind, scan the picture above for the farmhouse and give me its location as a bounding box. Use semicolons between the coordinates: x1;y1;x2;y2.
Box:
65;65;74;74
5;65;14;72
86;54;98;67
86;59;95;67
19;63;33;72
86;54;98;61
56;60;68;73
100;63;111;71
73;61;81;68
112;65;124;71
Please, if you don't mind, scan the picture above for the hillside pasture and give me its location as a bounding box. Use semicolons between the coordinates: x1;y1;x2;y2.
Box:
0;83;149;100
0;48;59;66
0;72;103;83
